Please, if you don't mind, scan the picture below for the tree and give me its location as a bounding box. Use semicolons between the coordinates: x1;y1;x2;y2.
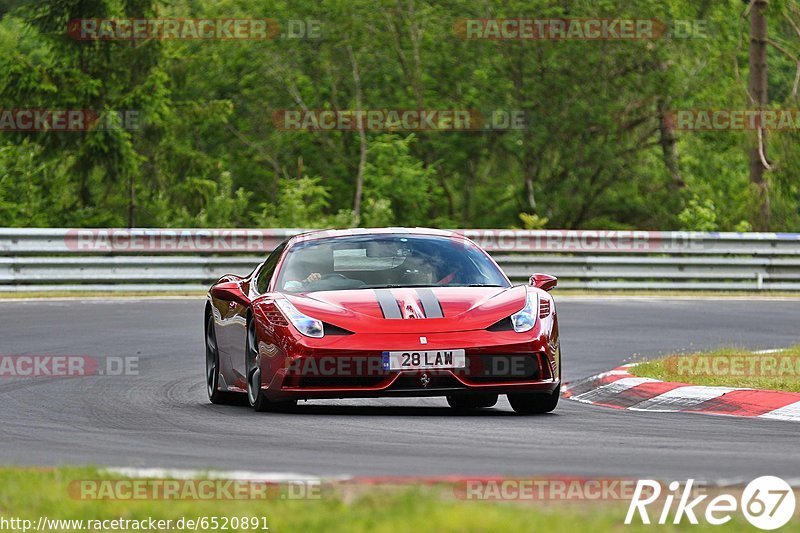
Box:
749;0;771;229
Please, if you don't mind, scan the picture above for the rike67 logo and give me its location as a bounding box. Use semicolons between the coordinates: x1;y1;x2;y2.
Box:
626;477;796;530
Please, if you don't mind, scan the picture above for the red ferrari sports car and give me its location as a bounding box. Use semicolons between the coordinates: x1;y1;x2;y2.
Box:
204;228;561;414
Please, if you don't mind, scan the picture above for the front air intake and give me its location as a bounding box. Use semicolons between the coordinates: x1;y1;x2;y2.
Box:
486;317;514;331
323;323;355;335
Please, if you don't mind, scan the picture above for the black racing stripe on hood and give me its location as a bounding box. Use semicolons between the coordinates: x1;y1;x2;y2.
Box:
416;288;443;318
374;289;402;319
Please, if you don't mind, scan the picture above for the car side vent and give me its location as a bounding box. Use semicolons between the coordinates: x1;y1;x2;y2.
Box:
486;317;514;331
539;299;551;318
265;310;289;327
323;323;355;335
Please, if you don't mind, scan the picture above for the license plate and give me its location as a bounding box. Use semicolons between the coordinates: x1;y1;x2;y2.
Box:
382;349;466;371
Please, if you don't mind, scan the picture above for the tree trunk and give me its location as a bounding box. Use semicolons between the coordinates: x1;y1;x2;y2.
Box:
347;45;367;224
749;0;770;230
523;127;537;212
658;96;684;191
127;173;135;228
655;58;684;191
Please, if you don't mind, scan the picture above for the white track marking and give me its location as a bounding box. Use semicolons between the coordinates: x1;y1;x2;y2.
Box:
629;386;736;412
570;377;657;404
104;467;350;483
759;401;800;422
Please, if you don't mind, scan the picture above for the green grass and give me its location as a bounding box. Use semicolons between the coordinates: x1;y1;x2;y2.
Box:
0;467;782;532
630;345;800;392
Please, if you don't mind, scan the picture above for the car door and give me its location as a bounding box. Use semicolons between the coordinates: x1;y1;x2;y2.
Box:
227;242;287;380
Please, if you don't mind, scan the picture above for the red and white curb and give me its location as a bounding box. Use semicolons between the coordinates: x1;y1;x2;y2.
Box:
563;364;800;422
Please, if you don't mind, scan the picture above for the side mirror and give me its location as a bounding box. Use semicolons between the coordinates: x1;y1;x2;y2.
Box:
529;273;558;292
210;281;250;307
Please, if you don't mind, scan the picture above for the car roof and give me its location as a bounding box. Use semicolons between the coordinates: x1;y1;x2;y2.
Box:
286;227;466;245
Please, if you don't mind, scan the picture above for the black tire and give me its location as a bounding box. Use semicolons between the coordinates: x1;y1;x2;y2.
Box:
205;312;242;405
507;386;560;415
246;320;296;413
446;393;498;410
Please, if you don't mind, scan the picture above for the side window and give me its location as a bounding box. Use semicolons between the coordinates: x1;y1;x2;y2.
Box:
256;242;287;293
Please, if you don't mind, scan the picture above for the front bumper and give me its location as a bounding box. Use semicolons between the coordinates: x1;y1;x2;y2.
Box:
259;329;560;400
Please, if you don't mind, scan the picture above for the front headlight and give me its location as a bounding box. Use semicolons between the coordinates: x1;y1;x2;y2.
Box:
275;299;324;338
510;291;538;333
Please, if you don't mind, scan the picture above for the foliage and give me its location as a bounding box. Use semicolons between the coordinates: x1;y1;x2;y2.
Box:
678;197;718;231
0;0;799;231
255;176;352;228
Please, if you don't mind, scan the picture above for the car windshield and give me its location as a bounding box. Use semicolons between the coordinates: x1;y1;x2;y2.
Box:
275;234;510;293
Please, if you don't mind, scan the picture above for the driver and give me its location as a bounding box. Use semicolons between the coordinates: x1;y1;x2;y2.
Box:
301;272;322;283
281;248;336;291
283;271;322;291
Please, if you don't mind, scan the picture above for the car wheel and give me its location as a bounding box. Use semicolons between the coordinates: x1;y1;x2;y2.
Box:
446;393;498;410
205;312;242;405
246;320;296;413
507;386;560;414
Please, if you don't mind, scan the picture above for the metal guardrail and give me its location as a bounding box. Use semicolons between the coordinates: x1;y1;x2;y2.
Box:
2;228;800;291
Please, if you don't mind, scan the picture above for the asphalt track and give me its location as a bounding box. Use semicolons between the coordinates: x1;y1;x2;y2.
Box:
1;297;799;481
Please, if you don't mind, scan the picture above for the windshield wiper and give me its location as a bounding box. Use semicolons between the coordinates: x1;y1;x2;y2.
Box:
467;284;505;287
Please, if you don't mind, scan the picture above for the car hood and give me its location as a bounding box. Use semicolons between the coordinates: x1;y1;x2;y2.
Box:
283;285;529;333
